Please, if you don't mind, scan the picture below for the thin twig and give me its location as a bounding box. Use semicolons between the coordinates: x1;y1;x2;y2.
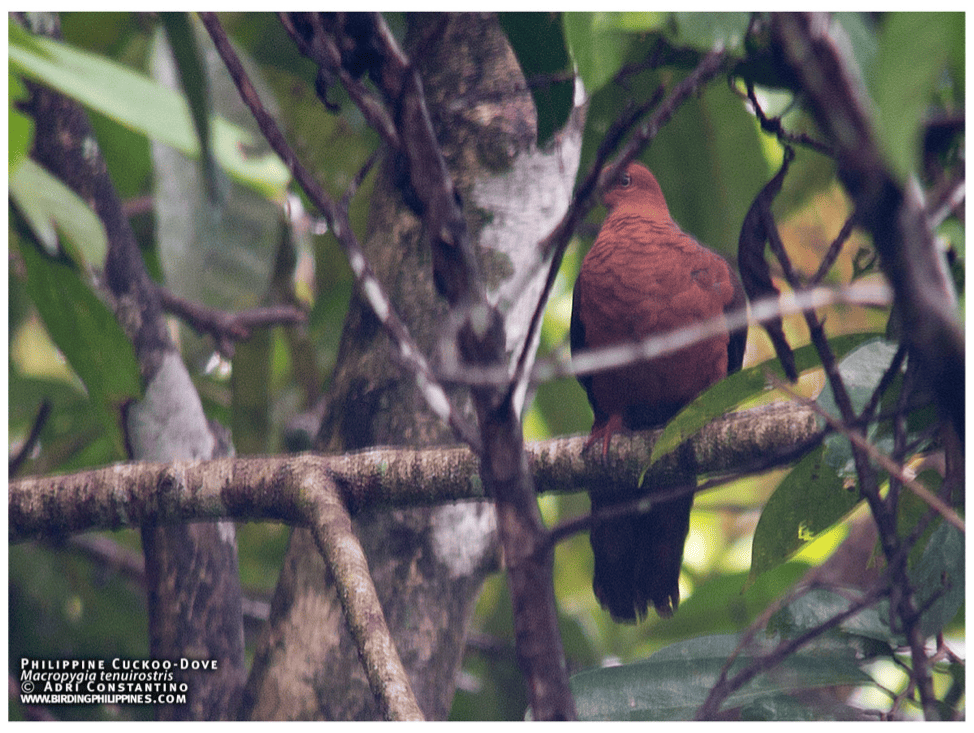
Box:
158;285;306;358
742;79;834;157
9;399;51;477
810;212;857;285
441;282;893;388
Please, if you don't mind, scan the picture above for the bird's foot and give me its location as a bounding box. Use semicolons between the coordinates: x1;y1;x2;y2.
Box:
582;414;625;459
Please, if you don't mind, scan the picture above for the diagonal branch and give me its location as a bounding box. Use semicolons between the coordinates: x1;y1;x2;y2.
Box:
441;282;893;389
304;472;425;721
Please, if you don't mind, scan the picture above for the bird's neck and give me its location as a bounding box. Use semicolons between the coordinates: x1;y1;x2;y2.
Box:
608;203;674;227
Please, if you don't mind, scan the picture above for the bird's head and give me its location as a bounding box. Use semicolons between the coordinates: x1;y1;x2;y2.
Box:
602;162;671;220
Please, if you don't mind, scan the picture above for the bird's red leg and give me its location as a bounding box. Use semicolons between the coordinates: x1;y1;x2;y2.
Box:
582;413;625;459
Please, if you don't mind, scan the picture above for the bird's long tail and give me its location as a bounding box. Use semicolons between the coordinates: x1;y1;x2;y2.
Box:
590;489;693;622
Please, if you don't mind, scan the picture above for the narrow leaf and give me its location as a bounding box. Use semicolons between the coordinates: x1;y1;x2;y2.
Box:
9;70;34;171
160;12;218;201
10;158;108;268
651;332;882;464
8;22;289;197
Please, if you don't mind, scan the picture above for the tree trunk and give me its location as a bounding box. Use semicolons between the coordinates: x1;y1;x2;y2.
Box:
241;12;582;720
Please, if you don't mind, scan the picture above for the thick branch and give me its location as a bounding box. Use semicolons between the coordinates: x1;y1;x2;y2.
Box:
10;402;817;544
303;473;425;721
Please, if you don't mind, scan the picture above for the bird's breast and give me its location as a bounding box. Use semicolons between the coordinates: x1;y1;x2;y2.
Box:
578;217;733;342
575;213;735;423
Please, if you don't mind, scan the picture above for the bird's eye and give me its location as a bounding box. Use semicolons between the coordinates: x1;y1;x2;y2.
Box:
620;173;631;187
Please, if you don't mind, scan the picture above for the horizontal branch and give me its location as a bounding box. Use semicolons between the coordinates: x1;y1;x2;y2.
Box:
158;285;306;358
10;402;816;544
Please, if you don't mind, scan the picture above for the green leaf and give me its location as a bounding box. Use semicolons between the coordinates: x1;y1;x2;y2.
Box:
671;12;751;52
8;21;289;198
562;12;636;95
874;12;964;181
571;633;870;720
160;12;218;201
641;81;771;258
770;588;892;651
498;13;574;146
818;338;898;415
818;338;898;481
17;241;142;455
910;520;965;638
748;445;862;583
9;158;108;268
651;332;882;464
9;70;34;172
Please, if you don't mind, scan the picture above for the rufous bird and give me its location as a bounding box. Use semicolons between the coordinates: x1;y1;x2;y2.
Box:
571;161;747;622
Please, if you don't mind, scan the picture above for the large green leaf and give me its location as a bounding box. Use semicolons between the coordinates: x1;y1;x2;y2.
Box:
650;332;882;465
911;520;965;639
769;588;891;653
747;340;902;583
642;81;771;256
571;633;870;720
17;241;141;455
8;19;289;198
748;445;862;583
